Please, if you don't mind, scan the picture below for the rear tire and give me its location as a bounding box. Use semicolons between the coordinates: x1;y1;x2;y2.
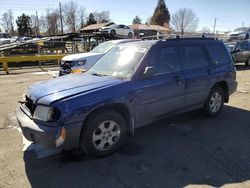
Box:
80;111;128;157
245;34;249;39
245;58;250;66
203;87;225;117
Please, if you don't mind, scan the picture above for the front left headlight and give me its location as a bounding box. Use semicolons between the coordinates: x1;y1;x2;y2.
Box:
33;105;60;122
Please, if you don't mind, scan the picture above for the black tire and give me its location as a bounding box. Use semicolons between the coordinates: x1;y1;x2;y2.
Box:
245;34;249;39
110;30;116;37
245;58;250;66
203;87;225;117
80;110;128;157
128;32;133;39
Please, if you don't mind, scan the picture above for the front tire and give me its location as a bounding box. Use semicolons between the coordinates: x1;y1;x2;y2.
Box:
80;111;128;157
128;32;133;39
110;30;116;37
203;87;225;117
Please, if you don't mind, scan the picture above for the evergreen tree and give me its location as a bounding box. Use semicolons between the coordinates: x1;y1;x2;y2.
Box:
132;15;142;24
150;0;170;26
16;14;33;36
86;13;97;26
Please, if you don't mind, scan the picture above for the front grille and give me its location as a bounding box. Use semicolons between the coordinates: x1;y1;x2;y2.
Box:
25;96;36;115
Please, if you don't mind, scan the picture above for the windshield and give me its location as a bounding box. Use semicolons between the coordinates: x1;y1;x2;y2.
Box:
234;27;248;32
89;45;148;80
91;41;116;53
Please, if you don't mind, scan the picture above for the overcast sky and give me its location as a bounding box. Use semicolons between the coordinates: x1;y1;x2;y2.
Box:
0;0;249;32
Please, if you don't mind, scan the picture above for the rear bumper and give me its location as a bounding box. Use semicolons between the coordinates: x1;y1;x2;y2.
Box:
16;106;82;150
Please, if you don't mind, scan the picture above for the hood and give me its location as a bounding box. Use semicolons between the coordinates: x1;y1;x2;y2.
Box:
62;52;103;61
100;25;115;30
26;73;124;105
228;31;245;36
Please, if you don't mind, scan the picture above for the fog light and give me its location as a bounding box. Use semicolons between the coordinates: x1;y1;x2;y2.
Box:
55;127;66;147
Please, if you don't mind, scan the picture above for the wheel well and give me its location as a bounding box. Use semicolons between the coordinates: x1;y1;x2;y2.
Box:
83;103;130;130
213;81;229;102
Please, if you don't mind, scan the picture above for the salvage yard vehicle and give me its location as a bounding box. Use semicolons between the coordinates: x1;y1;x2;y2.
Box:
227;27;250;41
59;39;139;76
16;37;237;157
231;39;250;66
99;24;134;38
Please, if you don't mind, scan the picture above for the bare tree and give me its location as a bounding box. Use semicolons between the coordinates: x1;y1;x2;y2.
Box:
93;11;110;23
79;7;86;29
45;9;60;35
30;14;40;37
200;26;211;34
63;1;79;32
38;15;47;35
1;9;15;35
171;8;199;34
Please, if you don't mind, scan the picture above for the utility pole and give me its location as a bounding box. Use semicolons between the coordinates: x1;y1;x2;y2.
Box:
35;11;39;37
242;22;244;27
59;2;63;34
213;18;217;34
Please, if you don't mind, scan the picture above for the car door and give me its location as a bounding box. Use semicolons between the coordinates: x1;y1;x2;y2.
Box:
181;45;211;107
124;25;131;36
116;25;124;36
135;45;185;126
233;41;249;62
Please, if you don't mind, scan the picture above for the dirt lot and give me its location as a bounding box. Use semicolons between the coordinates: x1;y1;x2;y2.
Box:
0;65;250;188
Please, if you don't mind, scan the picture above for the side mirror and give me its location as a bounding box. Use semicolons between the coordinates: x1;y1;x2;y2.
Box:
142;66;156;79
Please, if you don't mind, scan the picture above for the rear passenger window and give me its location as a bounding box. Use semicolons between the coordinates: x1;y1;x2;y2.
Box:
150;47;181;74
182;45;209;69
205;43;231;64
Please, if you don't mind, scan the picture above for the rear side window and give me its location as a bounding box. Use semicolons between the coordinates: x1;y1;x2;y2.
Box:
205;43;231;64
182;45;209;69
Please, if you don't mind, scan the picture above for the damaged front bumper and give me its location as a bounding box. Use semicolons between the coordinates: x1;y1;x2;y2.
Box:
16;106;82;150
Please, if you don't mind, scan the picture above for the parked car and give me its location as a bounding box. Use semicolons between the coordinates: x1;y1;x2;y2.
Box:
225;42;236;52
227;27;250;41
0;32;11;45
59;39;139;76
99;24;134;38
231;39;250;66
16;37;237;157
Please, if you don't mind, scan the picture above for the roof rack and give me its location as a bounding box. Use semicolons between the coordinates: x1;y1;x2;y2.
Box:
141;34;217;41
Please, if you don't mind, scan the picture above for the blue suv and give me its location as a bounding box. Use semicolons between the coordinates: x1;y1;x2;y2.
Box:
16;37;237;157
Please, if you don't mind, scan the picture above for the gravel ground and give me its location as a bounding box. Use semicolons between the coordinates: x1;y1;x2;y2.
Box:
0;65;250;188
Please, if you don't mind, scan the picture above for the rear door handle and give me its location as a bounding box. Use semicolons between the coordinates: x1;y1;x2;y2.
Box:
174;75;183;86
